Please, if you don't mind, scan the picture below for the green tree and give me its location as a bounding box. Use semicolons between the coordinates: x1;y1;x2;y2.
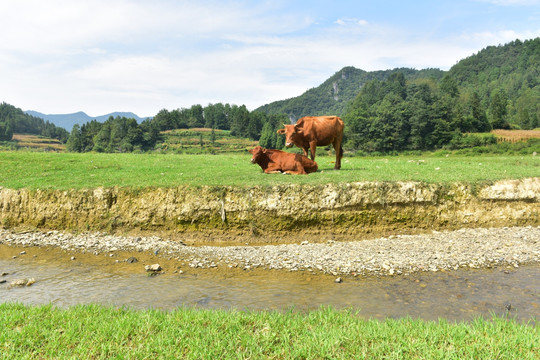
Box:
204;103;228;130
93;121;111;152
66;124;83;152
440;74;459;98
258;122;276;148
210;126;216;145
4;122;13;141
490;89;510;129
0;122;13;141
469;91;491;132
188;105;204;128
229;105;250;137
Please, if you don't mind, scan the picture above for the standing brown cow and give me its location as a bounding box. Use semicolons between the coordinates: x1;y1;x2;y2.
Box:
248;146;318;175
277;116;344;169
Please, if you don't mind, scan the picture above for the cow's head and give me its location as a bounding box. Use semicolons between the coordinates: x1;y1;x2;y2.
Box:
276;124;303;148
248;146;266;163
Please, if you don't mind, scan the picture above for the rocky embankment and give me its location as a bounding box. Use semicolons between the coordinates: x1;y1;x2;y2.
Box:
0;178;539;238
1;226;539;276
1;178;539;276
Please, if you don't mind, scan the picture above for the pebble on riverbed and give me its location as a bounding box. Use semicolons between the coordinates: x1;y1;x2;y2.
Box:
145;264;162;272
9;278;35;288
1;226;539;277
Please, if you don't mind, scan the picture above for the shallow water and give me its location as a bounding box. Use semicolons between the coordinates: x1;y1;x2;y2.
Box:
1;246;538;321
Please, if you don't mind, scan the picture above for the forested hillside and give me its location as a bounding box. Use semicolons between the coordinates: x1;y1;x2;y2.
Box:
0;103;69;142
448;38;539;130
257;38;539;131
342;38;539;153
255;67;445;121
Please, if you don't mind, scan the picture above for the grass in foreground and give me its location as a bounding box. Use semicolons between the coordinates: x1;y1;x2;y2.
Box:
0;303;538;359
0;151;539;189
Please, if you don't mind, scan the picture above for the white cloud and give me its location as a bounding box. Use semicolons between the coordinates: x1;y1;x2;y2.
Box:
1;0;539;116
456;28;540;47
335;18;369;27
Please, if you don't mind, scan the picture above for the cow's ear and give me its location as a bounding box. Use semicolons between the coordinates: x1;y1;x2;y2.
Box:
276;129;286;134
262;148;268;153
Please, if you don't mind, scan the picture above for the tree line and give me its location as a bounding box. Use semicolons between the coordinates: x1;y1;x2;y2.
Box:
66;104;290;153
66;117;159;153
0;102;69;142
343;73;497;152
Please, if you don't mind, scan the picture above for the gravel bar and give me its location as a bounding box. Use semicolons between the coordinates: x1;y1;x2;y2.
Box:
1;226;539;276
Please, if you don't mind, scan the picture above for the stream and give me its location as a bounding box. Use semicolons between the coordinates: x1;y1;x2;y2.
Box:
1;245;538;322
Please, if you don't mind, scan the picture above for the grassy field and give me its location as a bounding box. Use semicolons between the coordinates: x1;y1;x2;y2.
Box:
1;303;538;359
492;129;540;142
158;128;259;153
10;134;66;151
0;150;538;190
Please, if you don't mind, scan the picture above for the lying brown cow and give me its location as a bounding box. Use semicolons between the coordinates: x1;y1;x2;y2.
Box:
277;115;344;169
248;146;318;175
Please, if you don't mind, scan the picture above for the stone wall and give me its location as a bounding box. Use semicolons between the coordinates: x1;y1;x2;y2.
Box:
0;178;539;239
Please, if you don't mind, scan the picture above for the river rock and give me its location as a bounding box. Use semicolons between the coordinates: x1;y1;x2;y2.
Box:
145;264;162;272
10;278;35;287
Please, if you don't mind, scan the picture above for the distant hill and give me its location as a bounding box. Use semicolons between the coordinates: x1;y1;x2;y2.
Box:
24;110;150;131
1;102;69;142
255;67;445;121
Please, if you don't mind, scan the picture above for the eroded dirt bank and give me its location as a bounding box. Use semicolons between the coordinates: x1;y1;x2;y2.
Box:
1;178;539;243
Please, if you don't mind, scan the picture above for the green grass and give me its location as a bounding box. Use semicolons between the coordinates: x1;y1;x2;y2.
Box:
0;303;537;359
0;151;539;189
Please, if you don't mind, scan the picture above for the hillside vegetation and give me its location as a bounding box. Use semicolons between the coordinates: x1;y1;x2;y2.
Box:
255;67;445;121
258;38;539;130
0;103;68;143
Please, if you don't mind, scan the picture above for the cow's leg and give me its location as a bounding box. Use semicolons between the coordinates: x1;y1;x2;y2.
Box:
333;139;343;170
284;169;306;175
264;169;282;174
309;142;317;161
302;147;309;158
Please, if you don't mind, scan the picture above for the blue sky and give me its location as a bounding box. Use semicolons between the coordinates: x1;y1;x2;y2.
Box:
1;0;539;117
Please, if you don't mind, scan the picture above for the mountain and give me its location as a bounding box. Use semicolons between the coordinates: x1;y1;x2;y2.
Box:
255;67;444;121
255;38;539;129
24;110;150;131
